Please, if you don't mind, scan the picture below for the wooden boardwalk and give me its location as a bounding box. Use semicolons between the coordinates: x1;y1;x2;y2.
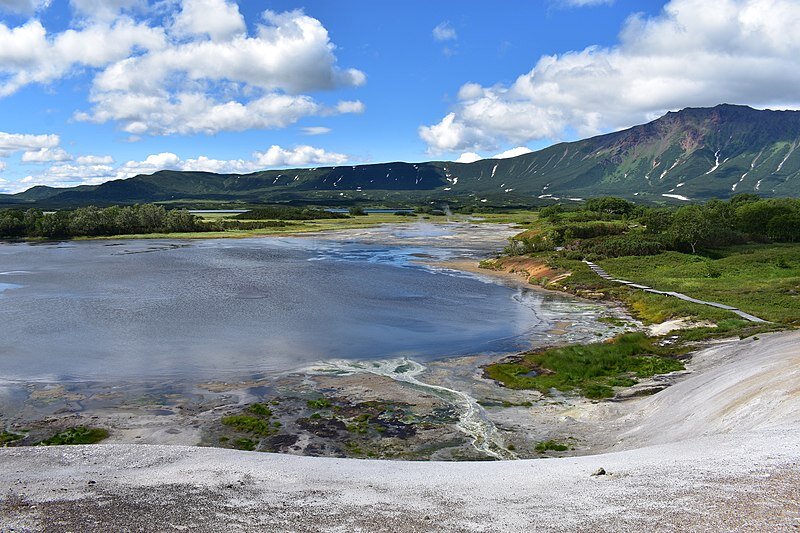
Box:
582;260;768;323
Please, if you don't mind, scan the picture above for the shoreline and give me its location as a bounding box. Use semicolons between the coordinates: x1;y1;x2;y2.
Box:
0;222;769;462
1;221;640;460
4;214;459;243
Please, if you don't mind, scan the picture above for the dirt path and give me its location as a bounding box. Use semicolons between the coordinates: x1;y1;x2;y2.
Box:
583;259;769;322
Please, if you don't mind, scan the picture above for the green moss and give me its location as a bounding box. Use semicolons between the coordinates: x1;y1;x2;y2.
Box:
344;441;363;455
501;400;533;408
478;259;502;270
233;438;256;451
607;376;637;387
535;440;569;452
580;384;615;399
0;430;23;446
485;333;684;398
37;426;109;446
306;398;332;409
248;403;273;417
221;415;276;436
346;413;371;434
597;316;630;327
622;290;734;324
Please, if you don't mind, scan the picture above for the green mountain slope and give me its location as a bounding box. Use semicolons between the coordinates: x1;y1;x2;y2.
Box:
4;104;800;207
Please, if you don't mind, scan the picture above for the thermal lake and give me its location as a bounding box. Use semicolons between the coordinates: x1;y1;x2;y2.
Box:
0;223;615;384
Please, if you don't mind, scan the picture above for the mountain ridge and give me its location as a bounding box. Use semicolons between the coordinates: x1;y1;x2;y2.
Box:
3;104;800;207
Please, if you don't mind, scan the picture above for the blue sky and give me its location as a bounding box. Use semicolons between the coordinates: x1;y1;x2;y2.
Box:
1;0;799;192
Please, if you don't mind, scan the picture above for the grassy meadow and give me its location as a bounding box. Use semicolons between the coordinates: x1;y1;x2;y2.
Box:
483;196;799;399
485;333;686;399
600;245;800;324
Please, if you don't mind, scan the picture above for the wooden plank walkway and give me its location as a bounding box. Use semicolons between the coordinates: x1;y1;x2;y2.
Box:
582;260;768;323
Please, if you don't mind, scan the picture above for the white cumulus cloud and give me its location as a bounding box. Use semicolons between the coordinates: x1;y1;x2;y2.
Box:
115;152;182;177
76;154;114;164
421;0;800;153
419;112;488;153
453;146;533;163
69;0;144;21
0;6;366;136
170;0;245;41
454;152;481;163
21;147;72;163
179;155;252;174
253;145;348;168
0;131;61;157
0;18;166;97
493;147;533;159
18;162;115;188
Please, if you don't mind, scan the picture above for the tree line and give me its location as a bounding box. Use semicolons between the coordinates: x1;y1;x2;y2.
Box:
512;194;800;259
0;205;210;239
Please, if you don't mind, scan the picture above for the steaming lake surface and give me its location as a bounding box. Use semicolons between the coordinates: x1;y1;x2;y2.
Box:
0;225;605;382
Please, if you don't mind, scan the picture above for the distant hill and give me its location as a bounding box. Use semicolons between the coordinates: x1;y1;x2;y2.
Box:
3;104;799;208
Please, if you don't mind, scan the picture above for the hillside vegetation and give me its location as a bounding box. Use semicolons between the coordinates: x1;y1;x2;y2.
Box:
3;105;800;208
484;194;797;399
499;194;800;325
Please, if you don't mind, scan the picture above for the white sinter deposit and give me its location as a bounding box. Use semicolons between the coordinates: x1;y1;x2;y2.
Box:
1;332;799;531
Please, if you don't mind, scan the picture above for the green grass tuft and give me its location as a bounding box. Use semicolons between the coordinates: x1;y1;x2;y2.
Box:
37;426;109;446
535;440;569;452
221;415;276;436
233;438;256;451
248;403;273;417
485;333;684;399
1;430;24;446
307;398;332;409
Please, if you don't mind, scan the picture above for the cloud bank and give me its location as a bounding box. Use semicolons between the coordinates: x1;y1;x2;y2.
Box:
420;0;800;153
0;1;366;136
8;144;350;192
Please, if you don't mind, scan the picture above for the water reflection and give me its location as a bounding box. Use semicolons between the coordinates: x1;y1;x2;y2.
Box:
0;230;612;382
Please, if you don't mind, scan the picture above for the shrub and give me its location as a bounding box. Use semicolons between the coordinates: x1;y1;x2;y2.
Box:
538;204;564;221
641;209;674;234
535;440;569;452
550;221;627;245
504;233;554;255
584;197;635;215
0;205;211;239
577;234;665;258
